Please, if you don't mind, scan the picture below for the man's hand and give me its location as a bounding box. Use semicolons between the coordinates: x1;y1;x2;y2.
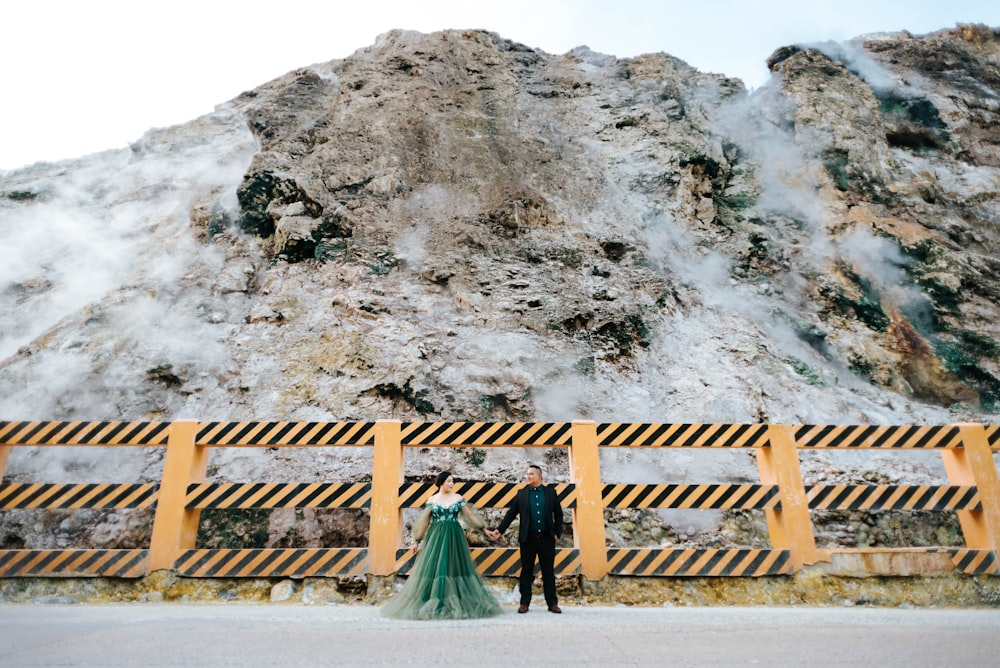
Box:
485;529;501;541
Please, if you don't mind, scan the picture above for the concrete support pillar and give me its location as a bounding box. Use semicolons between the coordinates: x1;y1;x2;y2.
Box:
149;421;207;571
570;420;609;580
369;420;403;575
757;424;819;569
943;424;1000;552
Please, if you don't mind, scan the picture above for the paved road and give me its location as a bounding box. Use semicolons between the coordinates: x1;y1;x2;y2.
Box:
1;603;998;666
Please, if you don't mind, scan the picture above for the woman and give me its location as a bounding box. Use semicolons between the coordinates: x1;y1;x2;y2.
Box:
381;471;502;619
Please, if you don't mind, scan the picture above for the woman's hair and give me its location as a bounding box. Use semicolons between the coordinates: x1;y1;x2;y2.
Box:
434;471;453;488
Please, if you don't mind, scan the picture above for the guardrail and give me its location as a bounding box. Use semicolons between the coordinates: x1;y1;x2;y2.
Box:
1;421;998;579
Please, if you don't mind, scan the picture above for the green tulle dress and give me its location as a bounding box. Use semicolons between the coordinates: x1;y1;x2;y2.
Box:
381;499;502;620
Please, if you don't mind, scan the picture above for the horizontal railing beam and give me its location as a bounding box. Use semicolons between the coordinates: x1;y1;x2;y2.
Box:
1;420;998;580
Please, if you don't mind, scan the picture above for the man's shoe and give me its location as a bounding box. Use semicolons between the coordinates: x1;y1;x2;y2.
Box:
548;605;562;614
517;605;529;613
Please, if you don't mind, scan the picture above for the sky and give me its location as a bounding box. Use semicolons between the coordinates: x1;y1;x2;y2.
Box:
2;0;998;171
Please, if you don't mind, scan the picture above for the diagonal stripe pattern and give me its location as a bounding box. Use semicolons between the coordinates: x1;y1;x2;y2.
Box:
0;421;169;446
0;549;148;577
184;482;371;509
596;423;770;447
399;422;572;445
195;422;375;446
806;485;981;511
394;547;580;577
174;548;368;577
949;549;998;575
602;484;780;509
397;482;576;509
794;425;962;448
0;483;158;509
605;548;793;576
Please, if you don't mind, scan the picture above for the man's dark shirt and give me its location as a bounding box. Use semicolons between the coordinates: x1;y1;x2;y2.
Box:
528;484;546;532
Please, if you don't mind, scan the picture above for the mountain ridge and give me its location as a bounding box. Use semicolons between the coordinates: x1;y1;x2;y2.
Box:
3;26;1000;426
2;26;998;429
2;23;998;554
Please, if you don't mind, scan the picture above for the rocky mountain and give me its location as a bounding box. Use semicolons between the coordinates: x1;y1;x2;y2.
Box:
1;25;998;550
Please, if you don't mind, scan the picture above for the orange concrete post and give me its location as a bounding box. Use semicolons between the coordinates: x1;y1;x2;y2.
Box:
369;420;404;575
149;421;207;571
942;424;1000;552
757;424;820;569
570;421;609;580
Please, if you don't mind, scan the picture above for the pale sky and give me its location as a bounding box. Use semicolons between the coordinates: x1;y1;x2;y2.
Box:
2;0;997;171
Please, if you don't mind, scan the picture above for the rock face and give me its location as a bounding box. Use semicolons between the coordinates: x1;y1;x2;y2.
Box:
1;26;999;551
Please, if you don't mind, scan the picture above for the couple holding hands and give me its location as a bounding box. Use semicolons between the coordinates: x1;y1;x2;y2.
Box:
381;465;563;620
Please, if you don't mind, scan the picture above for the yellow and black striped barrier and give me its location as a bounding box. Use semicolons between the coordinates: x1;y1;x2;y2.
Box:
806;485;980;511
0;483;158;509
175;548;368;577
0;474;159;577
397;482;576;509
0;421;169;446
0;549;149;577
2;420;999;581
987;425;1000;449
597;423;771;447
950;549;998;575
606;548;793;576
195;421;376;446
394;547;581;577
399;421;573;446
795;424;962;448
184;482;371;509
602;484;780;509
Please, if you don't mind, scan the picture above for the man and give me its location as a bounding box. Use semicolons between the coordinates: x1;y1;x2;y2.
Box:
486;464;563;614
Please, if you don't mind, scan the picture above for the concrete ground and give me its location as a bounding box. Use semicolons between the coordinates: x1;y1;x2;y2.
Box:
1;603;998;666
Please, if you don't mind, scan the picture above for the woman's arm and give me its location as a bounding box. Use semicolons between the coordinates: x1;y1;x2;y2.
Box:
460;500;488;529
412;506;432;542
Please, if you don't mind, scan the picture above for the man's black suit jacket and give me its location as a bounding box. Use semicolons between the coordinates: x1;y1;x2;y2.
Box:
496;484;563;544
